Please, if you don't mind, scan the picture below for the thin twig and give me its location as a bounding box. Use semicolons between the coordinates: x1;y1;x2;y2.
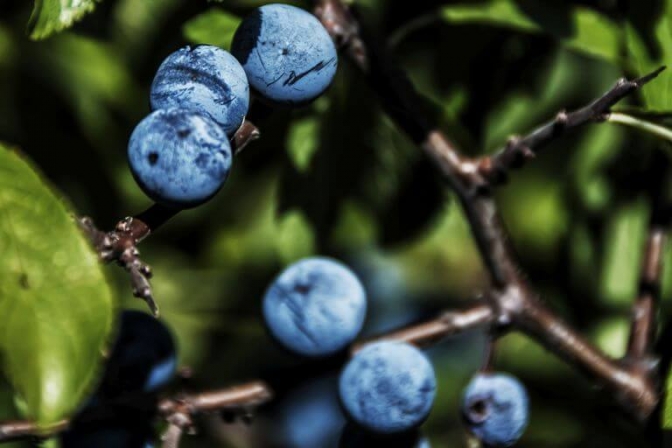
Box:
0;381;273;444
0;420;67;443
627;227;666;362
479;68;666;185
351;303;494;355
627;153;672;368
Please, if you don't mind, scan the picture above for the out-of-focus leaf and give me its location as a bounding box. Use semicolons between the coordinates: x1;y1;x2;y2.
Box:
113;0;181;56
498;333;569;376
625;1;672;111
600;199;649;305
286;118;320;173
661;237;672;300
591;317;629;358
664;368;672;428
0;144;115;428
441;0;622;64
484;49;578;150
570;124;623;213
568;222;600;297
28;0;100;40
38;34;140;112
183;8;242;50
500;173;568;257
331;201;377;249
276;209;316;263
396;205;484;296
32;34;142;168
120;254;240;368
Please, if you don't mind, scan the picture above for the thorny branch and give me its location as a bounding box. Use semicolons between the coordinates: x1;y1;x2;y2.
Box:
313;0;666;423
0;381;273;444
78;121;260;316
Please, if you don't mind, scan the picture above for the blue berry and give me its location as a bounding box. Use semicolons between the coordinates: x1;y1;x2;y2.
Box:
339;341;436;434
461;373;529;447
273;376;345;448
231;4;338;106
99;311;177;398
262;257;367;357
128;108;232;208
150;45;249;135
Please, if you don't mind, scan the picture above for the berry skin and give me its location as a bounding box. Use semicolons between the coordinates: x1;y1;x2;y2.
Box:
461;373;529;447
99;310;177;398
150;45;249;135
262;257;367;357
339;341;436;434
128;108;232;208
231;4;338;106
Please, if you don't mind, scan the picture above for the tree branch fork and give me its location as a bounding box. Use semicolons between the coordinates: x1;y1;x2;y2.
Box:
314;0;669;425
2;0;669;444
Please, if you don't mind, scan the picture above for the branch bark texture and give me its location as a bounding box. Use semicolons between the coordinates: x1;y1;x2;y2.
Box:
314;0;664;422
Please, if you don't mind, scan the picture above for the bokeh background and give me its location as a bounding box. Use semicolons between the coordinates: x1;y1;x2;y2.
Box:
1;0;671;446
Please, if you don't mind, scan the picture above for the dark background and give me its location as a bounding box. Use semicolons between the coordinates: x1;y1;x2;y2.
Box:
1;0;670;446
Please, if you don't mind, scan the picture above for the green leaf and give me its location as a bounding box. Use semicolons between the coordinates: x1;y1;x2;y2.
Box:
28;0;100;40
664;369;672;428
275;209;316;263
0;144;115;428
600;199;649;305
183;8;241;50
625;1;672;111
286;117;320;173
441;0;622;64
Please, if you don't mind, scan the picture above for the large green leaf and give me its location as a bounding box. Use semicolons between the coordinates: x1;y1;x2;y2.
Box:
183;8;242;50
28;0;100;40
0;144;115;428
441;0;622;65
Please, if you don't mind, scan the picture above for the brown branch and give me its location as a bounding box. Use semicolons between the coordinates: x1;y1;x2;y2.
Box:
351;302;495;355
313;0;661;421
158;381;272;416
0;381;273;444
0;420;68;443
627;227;666;362
629;153;672;375
79;120;260;316
478;67;665;185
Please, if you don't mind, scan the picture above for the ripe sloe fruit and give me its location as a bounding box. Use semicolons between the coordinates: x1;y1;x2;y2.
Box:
151;45;249;135
231;4;338;106
461;372;529;447
263;257;366;357
339;341;436;434
127;108;232;208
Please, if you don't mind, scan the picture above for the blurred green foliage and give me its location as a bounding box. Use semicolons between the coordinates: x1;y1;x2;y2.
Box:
2;0;672;446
